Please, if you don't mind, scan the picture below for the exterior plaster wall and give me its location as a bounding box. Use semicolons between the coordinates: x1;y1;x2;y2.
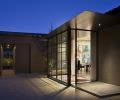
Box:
91;32;97;81
16;44;30;73
98;25;120;86
0;35;47;74
31;39;47;73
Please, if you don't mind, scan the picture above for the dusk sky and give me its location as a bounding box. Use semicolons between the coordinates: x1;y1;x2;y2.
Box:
0;0;120;34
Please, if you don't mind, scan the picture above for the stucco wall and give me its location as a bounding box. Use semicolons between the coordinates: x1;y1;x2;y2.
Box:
0;35;47;74
98;25;120;86
16;44;30;73
31;39;47;73
91;32;97;81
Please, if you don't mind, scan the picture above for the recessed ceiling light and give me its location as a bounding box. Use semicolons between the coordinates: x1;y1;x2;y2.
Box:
98;23;101;27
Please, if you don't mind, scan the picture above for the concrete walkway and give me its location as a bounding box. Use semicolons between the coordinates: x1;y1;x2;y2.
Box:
0;74;119;100
77;82;120;97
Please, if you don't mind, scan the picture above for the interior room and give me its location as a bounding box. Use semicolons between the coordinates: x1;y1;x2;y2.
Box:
71;30;91;85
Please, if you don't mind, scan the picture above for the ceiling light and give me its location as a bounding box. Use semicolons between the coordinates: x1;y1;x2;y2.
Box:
98;23;101;27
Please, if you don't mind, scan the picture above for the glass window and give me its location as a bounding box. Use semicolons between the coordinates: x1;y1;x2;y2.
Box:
48;30;68;83
62;32;67;42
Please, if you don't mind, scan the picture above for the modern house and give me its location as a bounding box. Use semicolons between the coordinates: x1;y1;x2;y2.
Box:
47;11;120;87
0;7;120;88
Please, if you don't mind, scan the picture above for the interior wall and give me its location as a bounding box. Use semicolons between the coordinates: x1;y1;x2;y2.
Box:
71;39;75;76
71;31;75;76
99;25;120;86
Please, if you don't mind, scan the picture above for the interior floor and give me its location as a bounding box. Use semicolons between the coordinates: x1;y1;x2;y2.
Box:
52;67;90;85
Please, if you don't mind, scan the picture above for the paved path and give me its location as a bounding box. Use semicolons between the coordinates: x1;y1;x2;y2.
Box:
0;74;119;100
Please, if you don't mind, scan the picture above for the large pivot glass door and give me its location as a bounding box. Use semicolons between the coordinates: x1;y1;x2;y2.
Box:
71;30;91;85
76;30;91;84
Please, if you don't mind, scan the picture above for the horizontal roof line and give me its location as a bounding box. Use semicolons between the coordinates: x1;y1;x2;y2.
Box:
0;31;47;36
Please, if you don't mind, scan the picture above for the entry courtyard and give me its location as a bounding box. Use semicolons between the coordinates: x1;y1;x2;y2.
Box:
0;74;119;100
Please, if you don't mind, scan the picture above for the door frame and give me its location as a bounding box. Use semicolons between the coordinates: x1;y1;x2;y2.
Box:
0;43;16;75
70;28;97;85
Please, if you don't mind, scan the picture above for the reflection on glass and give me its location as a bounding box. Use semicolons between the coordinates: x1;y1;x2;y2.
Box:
76;30;91;84
2;44;15;70
71;30;91;85
48;31;68;83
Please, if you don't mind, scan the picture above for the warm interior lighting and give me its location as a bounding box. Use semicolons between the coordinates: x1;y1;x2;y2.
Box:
14;46;16;49
7;44;10;48
98;23;101;27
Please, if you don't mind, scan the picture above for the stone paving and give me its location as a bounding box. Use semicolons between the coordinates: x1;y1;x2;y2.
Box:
77;82;120;97
0;74;119;100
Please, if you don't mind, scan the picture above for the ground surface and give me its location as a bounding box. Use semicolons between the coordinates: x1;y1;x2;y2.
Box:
0;74;120;100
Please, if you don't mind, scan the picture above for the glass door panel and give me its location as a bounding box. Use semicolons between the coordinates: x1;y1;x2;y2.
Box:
76;30;91;84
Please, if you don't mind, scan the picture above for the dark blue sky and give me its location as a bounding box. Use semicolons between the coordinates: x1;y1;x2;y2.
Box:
0;0;120;34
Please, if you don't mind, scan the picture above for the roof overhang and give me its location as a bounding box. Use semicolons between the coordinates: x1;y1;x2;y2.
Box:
49;11;120;36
